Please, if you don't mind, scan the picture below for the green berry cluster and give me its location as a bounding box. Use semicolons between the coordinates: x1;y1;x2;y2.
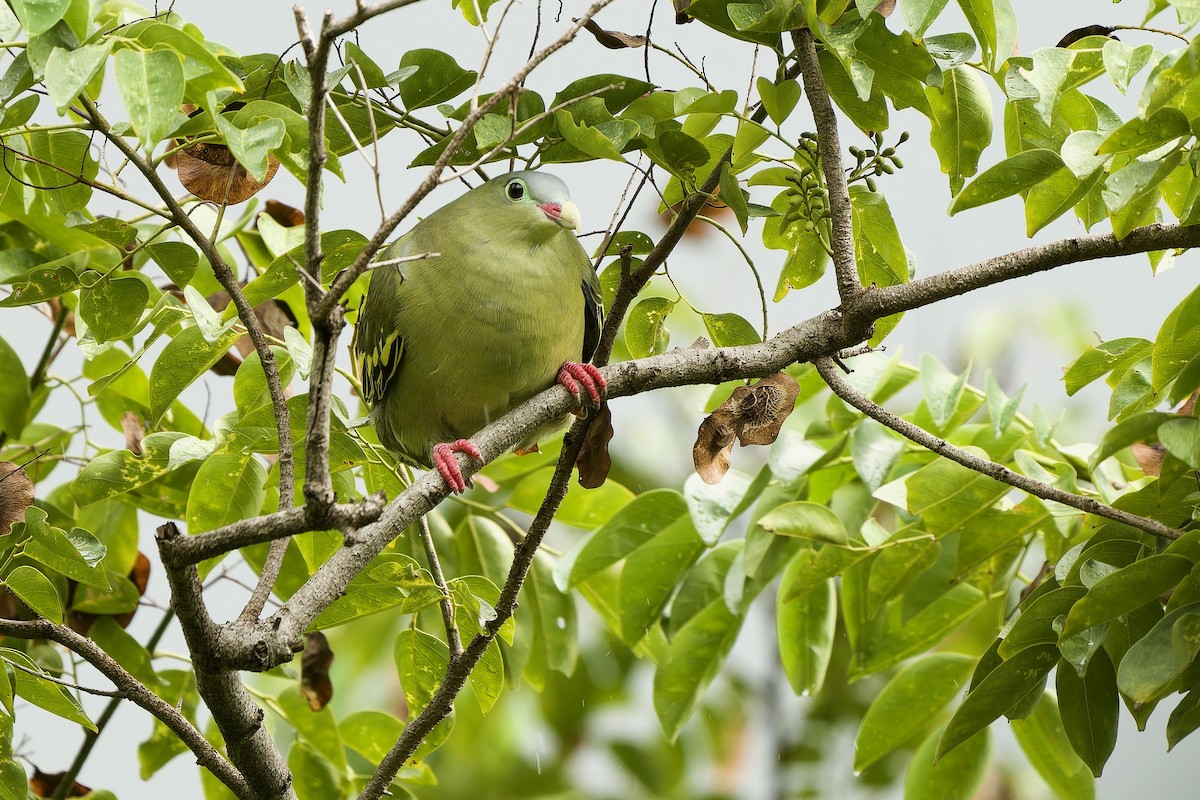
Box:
848;130;909;191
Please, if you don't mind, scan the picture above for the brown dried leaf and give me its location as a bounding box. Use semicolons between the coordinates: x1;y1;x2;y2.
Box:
693;410;738;484
731;372;801;446
576;402;614;488
578;18;648;49
1056;24;1117;48
672;0;692;23
29;768;90;798
1132;442;1164;477
300;631;334;711
121;412;146;456
0;462;35;535
692;372;800;484
174;142;280;205
264;199;306;228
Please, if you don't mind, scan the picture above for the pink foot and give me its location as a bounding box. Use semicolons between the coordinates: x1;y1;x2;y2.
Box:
431;439;483;493
557;362;606;407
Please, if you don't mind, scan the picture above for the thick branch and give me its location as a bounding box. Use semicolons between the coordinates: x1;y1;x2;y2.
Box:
0;617;252;799
852;222;1200;321
815;358;1185;540
795;28;859;303
163;496;386;568
155;523;295;800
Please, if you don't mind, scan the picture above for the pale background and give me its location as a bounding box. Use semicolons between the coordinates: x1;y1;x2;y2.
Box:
3;0;1198;797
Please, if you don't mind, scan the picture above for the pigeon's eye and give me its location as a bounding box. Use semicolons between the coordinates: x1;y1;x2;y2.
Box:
505;180;526;201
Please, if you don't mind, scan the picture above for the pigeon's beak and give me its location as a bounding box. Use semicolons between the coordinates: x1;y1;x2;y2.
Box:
541;200;581;230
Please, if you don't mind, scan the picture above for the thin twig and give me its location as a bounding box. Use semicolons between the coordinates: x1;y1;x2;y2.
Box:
418;515;463;658
814;358;1186;540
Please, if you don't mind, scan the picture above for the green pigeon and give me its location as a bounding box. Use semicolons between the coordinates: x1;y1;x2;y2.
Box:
353;171;605;492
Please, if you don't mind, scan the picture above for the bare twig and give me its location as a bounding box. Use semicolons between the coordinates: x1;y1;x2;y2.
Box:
418;515;462;658
814;358;1186;540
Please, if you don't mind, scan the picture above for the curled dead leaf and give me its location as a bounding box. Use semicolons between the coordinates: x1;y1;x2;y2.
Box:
121;412;146;456
264;199;306;228
300;631;334;711
175;143;280;205
1133;390;1198;477
576;401;614;488
29;768;90;798
0;461;35;535
693;372;800;484
1056;24;1117;48
577;18;648;49
671;0;692;23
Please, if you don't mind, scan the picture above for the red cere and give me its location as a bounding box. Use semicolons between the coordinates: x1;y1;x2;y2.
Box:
540;202;562;221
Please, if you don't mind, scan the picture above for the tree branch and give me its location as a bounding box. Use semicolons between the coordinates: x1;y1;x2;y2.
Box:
852;222;1200;321
794;28;860;304
418;515;462;658
155;523;295;800
0;616;253;799
814;358;1186;540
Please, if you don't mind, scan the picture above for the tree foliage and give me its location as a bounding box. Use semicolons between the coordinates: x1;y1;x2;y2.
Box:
0;0;1198;798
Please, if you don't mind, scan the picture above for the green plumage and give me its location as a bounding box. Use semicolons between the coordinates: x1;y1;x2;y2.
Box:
353;171;602;468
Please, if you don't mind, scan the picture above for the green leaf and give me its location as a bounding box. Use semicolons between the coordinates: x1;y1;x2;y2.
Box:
214;113;285;182
1116;603;1200;704
80;276;149;343
2;565;61;622
776;561;835;697
701;312;760;347
856;652;977;772
185;452;267;535
507;468;632;529
849;186;908;342
683;470;754;546
937;644;1059;759
1102;150;1183;236
901;0;951;38
618;514;706;644
519;553;577;690
625;296;673;358
756;76;801;125
89;616;160;687
558;489;689;589
22;511;109;589
148;324;240;423
1103;39;1156;94
394;628;454;758
0;336;30;438
904;725;990;800
956;0;1017;73
1062;554;1194;638
653;599;742;741
818;49;888;132
757;501;848;545
853;15;936;116
289;741;342;800
3;647;93;729
397;49;476;110
71;432;186;506
1063;338;1150;395
8;0;69;35
949;148;1064;214
998;586;1086;658
341;710;404;763
1056;650;1118;777
1098;108;1189;157
44;41;111;113
718;160;749;233
114;48;185;149
1011;693;1096;800
926;66;992;195
1160;416;1200;469
920;353;969;430
145;241;199;287
1168;682;1200;751
554;109;628;161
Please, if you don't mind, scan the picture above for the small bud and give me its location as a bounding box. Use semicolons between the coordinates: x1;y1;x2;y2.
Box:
898;131;911;144
865;177;877;192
